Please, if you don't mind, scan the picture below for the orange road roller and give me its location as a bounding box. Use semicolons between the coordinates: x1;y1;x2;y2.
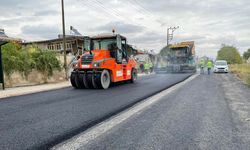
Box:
70;34;137;89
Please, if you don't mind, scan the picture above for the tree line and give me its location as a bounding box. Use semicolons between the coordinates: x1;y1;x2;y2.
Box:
217;45;250;64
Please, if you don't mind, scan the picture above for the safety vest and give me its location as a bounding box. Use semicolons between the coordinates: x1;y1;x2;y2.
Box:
207;61;213;68
200;61;205;67
144;63;150;70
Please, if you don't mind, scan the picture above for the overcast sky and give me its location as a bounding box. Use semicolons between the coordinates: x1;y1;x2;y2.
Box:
1;0;250;58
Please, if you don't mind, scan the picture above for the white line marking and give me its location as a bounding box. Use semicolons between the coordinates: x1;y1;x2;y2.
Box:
52;74;199;150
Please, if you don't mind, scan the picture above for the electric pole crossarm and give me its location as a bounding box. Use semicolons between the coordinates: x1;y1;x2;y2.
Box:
167;26;179;46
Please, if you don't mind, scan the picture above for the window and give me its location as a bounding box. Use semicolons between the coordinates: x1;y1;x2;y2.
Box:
215;61;227;65
92;39;116;50
84;38;91;51
66;43;72;49
117;48;123;63
59;44;61;50
48;44;55;50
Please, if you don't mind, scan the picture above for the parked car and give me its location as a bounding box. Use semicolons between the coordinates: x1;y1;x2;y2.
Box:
214;60;229;73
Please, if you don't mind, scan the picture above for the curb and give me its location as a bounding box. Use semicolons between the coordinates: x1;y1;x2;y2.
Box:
0;82;71;99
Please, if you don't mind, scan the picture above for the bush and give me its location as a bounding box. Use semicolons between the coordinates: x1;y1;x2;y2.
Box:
32;50;61;82
217;45;242;64
243;48;250;60
230;64;250;86
17;50;34;79
2;42;62;82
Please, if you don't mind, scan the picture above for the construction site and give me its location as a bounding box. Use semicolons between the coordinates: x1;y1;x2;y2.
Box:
1;0;250;150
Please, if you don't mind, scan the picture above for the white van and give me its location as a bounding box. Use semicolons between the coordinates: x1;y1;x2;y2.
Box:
214;60;229;73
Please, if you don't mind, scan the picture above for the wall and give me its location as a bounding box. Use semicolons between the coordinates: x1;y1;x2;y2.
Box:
4;70;66;88
4;54;74;88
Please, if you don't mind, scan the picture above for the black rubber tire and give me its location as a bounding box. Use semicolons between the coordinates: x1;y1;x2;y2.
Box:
83;73;89;89
83;73;94;89
70;72;77;88
83;73;88;88
130;69;137;83
75;73;85;89
92;73;101;89
99;70;111;89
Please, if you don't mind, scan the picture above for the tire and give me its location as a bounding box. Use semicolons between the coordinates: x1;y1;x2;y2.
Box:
70;72;77;88
99;70;111;89
83;73;94;89
75;73;85;89
92;73;101;89
130;69;137;83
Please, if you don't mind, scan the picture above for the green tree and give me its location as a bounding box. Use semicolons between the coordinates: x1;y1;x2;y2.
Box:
2;42;21;79
243;48;250;60
217;45;242;64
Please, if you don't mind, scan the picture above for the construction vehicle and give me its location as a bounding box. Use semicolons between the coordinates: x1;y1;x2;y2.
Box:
70;34;137;89
155;41;196;73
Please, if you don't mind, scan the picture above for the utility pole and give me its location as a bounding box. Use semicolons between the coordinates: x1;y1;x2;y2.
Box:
61;0;68;79
167;26;179;46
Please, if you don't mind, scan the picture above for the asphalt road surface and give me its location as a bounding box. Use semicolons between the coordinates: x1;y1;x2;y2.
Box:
0;73;192;150
83;74;250;150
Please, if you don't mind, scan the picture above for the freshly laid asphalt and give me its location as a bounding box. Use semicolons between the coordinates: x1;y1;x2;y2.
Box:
84;73;250;150
0;73;192;150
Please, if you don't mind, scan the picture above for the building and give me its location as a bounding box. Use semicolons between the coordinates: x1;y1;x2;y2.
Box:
23;35;88;55
0;29;8;40
0;29;22;43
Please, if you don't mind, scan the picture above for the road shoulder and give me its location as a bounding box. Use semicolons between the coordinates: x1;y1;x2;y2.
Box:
220;73;250;147
0;81;70;99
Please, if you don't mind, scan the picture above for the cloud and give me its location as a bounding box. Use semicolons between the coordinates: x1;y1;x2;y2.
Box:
95;21;145;34
0;17;39;27
34;10;59;16
132;32;165;43
21;24;60;39
1;0;250;58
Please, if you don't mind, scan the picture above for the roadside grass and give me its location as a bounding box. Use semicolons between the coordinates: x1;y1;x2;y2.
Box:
230;64;250;86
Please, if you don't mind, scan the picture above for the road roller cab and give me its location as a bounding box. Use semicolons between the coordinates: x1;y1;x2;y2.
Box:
70;34;137;89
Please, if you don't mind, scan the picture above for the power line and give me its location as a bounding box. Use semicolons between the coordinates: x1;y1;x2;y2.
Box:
80;0;124;21
80;0;147;28
81;0;163;30
125;0;150;17
93;0;138;24
77;0;167;48
127;0;153;17
135;0;156;16
125;0;166;29
92;0;124;19
91;0;155;28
